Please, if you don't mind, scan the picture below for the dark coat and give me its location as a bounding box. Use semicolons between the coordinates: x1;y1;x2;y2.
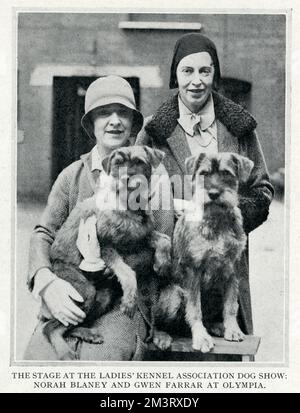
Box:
136;91;274;334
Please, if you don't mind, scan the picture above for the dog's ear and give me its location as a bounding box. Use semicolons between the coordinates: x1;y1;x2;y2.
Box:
143;146;165;168
185;156;196;175
230;154;254;183
185;153;207;176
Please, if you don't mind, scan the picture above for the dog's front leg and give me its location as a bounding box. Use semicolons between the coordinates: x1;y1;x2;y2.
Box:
102;247;137;318
223;274;245;342
152;284;185;351
185;268;214;352
150;231;172;276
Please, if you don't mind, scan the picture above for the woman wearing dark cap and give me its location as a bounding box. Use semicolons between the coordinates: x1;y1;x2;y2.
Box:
136;33;274;337
24;75;174;361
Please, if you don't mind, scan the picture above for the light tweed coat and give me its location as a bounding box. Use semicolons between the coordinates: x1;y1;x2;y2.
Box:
136;91;274;334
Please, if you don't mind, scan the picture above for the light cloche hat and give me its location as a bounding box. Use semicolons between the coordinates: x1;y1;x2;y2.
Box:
81;75;144;139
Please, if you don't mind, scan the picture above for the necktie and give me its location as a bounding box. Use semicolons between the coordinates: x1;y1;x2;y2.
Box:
178;113;214;147
190;113;202;133
191;114;214;147
178;113;201;136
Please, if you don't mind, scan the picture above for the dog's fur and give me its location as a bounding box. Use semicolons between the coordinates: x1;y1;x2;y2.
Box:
156;152;254;352
43;145;172;360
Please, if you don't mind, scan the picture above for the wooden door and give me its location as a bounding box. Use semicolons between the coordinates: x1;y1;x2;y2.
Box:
219;77;251;109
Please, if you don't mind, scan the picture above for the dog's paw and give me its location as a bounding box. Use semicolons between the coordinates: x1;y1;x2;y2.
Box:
224;319;245;342
70;327;104;344
103;266;114;278
120;297;137;318
224;326;245;342
153;330;173;350
192;331;215;353
84;333;104;344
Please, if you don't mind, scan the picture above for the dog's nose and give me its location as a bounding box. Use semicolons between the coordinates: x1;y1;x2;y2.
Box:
208;189;220;200
128;176;143;189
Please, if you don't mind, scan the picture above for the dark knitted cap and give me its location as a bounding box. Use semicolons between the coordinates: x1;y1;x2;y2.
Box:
169;33;221;89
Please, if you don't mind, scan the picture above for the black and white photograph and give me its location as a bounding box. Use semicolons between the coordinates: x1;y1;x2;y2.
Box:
1;0;299;394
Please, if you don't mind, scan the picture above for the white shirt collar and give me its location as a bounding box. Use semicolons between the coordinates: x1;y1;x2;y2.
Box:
91;145;103;172
178;94;215;135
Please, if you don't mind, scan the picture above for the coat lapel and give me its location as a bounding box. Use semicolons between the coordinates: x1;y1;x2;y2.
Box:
167;125;192;173
167;121;240;171
80;152;100;194
217;120;239;153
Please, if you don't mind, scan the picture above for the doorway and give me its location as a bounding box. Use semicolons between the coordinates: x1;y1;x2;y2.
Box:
218;77;251;109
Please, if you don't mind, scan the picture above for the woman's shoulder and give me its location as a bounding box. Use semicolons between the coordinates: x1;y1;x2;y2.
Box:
136;95;179;145
213;91;257;137
57;159;83;178
53;155;89;187
135;116;153;145
61;151;93;176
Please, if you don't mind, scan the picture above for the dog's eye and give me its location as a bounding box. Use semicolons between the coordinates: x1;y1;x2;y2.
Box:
113;158;124;166
200;170;209;176
134;160;144;165
221;170;233;177
133;159;148;168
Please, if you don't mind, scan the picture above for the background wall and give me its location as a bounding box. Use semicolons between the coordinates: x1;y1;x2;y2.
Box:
17;13;286;200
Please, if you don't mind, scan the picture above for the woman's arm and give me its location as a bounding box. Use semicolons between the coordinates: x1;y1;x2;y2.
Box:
27;166;72;291
27;163;86;326
239;130;274;234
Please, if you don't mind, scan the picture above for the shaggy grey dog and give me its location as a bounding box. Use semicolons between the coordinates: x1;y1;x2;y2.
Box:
156;152;254;352
43;146;171;360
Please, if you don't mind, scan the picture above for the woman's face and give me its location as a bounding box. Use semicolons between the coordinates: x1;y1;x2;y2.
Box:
176;52;215;113
92;103;133;153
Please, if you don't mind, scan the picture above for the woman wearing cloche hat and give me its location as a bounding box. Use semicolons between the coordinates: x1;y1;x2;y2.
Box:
81;75;144;150
136;33;274;343
25;75;174;361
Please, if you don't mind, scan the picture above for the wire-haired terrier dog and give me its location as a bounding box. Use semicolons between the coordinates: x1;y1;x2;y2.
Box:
43;145;172;360
157;152;254;352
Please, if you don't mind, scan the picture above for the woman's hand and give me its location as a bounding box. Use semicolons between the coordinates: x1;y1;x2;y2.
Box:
76;216;106;272
41;276;86;327
174;198;191;218
174;198;203;222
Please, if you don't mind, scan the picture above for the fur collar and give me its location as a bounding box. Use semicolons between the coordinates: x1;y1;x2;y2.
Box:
145;91;257;144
